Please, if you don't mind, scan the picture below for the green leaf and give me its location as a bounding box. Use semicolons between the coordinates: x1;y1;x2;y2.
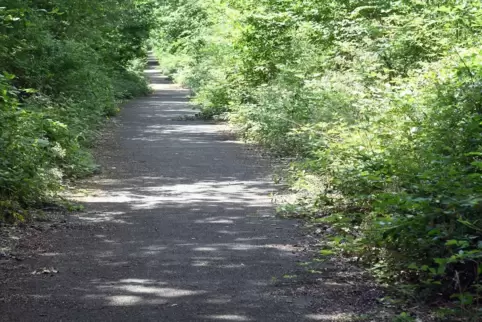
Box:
319;249;334;256
445;240;458;246
407;263;418;270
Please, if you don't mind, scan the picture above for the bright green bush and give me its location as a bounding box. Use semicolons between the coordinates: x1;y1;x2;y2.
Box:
154;0;482;316
0;1;153;217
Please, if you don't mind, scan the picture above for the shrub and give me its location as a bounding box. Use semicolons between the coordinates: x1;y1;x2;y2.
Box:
0;1;153;213
153;0;482;316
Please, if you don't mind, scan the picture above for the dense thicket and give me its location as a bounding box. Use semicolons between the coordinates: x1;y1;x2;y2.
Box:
154;0;482;317
1;0;153;219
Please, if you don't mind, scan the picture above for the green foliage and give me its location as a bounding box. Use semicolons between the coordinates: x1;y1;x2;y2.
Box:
0;0;153;214
154;0;482;315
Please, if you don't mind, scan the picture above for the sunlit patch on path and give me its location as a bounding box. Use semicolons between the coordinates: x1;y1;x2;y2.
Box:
0;56;373;321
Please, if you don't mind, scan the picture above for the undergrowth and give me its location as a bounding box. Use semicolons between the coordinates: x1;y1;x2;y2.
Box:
0;0;154;222
153;0;482;319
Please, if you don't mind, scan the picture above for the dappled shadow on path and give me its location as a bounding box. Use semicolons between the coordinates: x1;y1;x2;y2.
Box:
0;58;377;322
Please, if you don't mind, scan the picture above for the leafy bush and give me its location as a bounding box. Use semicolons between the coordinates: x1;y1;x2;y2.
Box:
154;0;482;316
0;0;153;217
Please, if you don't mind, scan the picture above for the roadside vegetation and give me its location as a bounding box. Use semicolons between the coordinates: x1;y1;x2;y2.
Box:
153;0;482;319
0;0;153;221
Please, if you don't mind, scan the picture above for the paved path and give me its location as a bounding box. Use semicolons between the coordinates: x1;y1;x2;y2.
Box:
0;58;316;321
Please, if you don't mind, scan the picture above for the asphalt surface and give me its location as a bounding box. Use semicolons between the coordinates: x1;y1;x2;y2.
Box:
0;58;318;321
